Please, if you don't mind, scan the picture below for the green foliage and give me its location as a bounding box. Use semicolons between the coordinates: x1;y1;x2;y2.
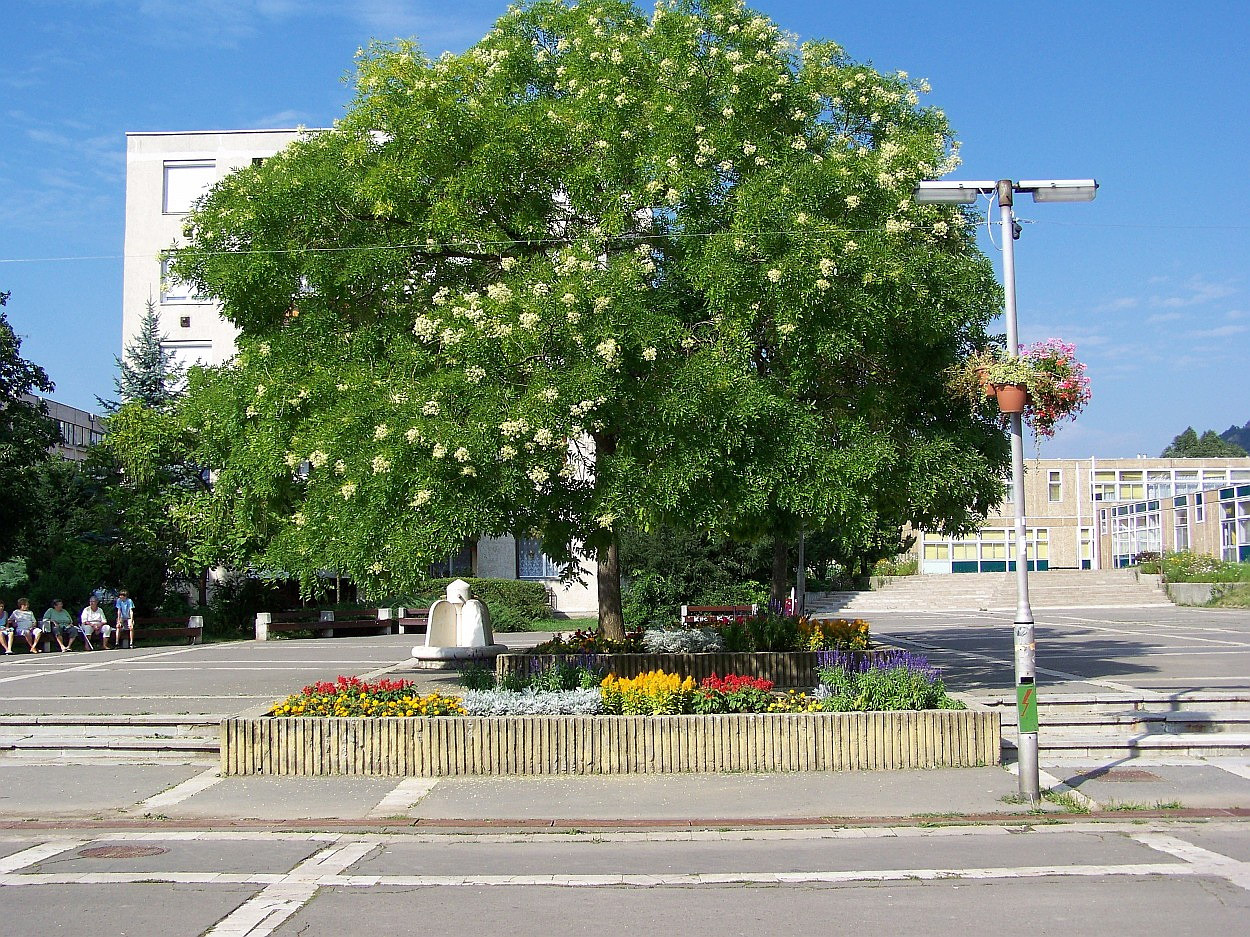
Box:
199;573;291;640
1210;583;1250;608
1161;426;1248;458
458;664;497;691
102;298;186;413
404;577;554;630
0;458;178;615
1158;551;1250;583
530;627;646;654
1221;421;1250;453
0;291;59;561
619;525;771;628
718;609;800;652
132;0;1009;631
815;663;964;711
873;554;918;577
484;660;603;692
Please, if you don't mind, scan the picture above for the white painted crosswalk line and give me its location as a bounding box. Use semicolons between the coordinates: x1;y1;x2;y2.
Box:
1133;832;1250;891
130;766;222;813
204;840;377;937
0;840;86;873
367;777;440;817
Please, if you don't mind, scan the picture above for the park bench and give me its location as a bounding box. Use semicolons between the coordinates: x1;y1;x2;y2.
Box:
34;614;203;651
679;603;758;626
395;608;429;634
254;608;396;641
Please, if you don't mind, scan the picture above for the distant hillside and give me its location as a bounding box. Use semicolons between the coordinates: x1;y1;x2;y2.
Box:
1222;421;1250;453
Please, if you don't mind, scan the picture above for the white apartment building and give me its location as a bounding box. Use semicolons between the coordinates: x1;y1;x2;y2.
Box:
121;129;598;615
123;129;318;371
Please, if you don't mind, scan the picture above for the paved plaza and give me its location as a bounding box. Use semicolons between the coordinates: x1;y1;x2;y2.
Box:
0;608;1249;933
1;823;1248;936
1;606;1247;720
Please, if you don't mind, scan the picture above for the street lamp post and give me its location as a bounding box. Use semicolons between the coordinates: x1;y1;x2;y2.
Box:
914;177;1098;802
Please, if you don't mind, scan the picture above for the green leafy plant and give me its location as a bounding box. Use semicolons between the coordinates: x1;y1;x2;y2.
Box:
1160;551;1250;583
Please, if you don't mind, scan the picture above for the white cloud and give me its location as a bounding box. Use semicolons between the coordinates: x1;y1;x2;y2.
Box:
1156;277;1237;308
1094;297;1138;312
1192;324;1248;338
249;109;314;128
1146;312;1183;324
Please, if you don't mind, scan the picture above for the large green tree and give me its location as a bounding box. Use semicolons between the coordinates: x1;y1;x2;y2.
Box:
116;0;1008;637
0;289;59;561
1161;426;1247;458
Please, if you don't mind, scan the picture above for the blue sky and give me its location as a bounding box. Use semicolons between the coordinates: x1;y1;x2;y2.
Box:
2;0;1247;458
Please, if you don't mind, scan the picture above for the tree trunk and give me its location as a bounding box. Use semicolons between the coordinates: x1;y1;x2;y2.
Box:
597;536;625;641
770;535;788;605
197;568;209;607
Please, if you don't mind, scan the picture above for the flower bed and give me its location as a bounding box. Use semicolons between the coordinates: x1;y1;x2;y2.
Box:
229;656;996;776
495;649;896;688
270;676;464;718
222;709;999;776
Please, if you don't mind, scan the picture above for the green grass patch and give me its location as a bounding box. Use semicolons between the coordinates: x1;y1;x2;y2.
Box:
1210;584;1250;608
1041;789;1091;814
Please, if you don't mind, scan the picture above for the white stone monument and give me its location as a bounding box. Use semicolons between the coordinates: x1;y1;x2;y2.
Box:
411;579;507;668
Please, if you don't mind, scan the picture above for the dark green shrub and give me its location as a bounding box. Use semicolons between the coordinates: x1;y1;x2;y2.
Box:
458;664;497;691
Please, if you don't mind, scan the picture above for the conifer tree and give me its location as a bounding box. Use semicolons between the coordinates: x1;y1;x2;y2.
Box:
103;298;185;412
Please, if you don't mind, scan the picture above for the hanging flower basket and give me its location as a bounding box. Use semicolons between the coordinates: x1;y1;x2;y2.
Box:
992;383;1029;413
960;341;1091;438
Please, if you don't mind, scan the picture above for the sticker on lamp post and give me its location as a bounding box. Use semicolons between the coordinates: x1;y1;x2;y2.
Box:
1017;680;1039;734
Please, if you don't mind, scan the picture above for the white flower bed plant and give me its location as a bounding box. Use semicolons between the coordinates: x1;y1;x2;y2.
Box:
642;627;725;653
459;687;604;716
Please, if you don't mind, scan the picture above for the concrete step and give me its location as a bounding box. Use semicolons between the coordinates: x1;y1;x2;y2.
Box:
0;719;220;741
1002;732;1250;759
809;569;1173;612
978;692;1250;714
0;736;219;763
0;715;223;763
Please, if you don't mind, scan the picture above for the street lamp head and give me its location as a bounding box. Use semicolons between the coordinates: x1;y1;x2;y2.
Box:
912;180;997;204
1018;179;1098;202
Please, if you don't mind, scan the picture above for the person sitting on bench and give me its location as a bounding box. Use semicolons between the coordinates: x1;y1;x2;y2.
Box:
110;590;135;649
8;599;41;653
43;600;78;652
80;596;107;651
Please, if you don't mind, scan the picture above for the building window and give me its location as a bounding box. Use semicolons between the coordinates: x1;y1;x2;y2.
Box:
1195;494;1204;524
1092;470;1116;502
1146;470;1172;498
429;539;474;578
517;536;564;580
179;316;191;328
162;160;216;214
160;258;206;304
1175;507;1189;551
251;157;265;167
1048;470;1062;502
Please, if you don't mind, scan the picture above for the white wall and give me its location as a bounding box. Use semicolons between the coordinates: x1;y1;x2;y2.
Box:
122;129;315;368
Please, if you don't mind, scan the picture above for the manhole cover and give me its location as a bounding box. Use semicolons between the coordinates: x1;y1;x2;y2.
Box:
78;845;169;859
1088;768;1161;783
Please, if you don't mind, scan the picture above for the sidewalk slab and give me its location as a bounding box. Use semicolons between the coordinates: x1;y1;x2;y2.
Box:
0;764;203;818
161;776;401;821
406;768;1041;821
1049;762;1250;810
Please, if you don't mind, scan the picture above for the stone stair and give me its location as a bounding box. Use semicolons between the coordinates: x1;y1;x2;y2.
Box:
808;569;1172;614
979;692;1250;758
0;715;222;764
